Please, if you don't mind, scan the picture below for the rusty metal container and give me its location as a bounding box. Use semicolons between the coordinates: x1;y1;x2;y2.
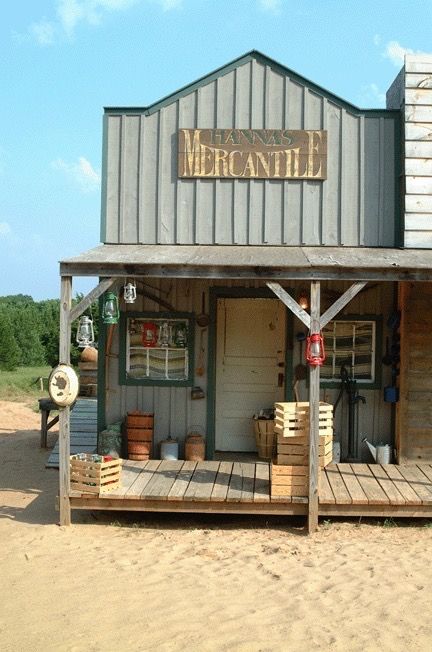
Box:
185;432;205;461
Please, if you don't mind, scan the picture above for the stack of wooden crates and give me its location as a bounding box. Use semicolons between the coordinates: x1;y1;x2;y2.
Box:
271;402;333;499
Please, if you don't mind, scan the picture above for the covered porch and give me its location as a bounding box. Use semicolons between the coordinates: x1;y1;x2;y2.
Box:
59;244;432;531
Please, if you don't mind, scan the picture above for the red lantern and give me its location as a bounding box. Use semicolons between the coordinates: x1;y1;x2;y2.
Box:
142;322;158;347
305;332;326;366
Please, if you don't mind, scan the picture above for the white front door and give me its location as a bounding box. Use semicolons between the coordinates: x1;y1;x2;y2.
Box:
215;298;286;452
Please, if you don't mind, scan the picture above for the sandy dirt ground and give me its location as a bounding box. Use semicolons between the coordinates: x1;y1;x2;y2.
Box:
1;400;432;652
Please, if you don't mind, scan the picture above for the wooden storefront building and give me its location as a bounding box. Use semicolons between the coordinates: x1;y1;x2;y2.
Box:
58;51;432;531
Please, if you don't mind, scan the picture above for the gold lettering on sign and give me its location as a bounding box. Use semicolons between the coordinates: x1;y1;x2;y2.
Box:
178;129;327;180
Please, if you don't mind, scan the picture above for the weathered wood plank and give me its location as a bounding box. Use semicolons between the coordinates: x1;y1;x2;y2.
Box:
416;465;432;483
406;195;432;214
405;72;432;88
226;462;243;502
325;466;351;504
405;88;432;105
266;282;310;329
318;468;335;504
382;465;422;505
308;281;320;533
184;461;220;501
405;124;432;142
253;463;270;503
240;462;256;502
211;461;233;502
368;464;406;505
404;231;432;248
59;275;72;526
396;465;432;504
405;141;432;157
406;165;432;187
142;460;183;499
406;176;432;194
319;282;367;329
127;460;160;498
69;278;115;323
168;461;196;501
406;105;432;123
351;464;389;505
108;460;143;498
336;463;368;505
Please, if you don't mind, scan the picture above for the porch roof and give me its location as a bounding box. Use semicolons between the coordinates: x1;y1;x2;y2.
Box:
60;244;432;282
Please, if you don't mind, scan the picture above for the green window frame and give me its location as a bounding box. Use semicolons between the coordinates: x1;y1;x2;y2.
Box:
320;315;382;389
119;311;195;387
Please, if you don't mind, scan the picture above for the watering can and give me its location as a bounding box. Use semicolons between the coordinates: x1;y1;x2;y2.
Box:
362;437;392;464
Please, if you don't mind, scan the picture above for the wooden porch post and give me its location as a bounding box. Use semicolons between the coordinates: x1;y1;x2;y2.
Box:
59;275;72;526
308;281;320;534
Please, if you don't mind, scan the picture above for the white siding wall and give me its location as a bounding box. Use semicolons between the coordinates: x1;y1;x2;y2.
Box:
402;55;432;247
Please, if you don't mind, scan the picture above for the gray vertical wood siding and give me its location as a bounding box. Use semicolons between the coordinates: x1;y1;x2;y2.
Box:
101;56;399;247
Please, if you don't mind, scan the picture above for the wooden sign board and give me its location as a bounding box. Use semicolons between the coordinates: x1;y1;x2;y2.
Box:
178;128;327;180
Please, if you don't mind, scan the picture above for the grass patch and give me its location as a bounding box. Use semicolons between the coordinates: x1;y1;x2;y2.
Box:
0;366;52;403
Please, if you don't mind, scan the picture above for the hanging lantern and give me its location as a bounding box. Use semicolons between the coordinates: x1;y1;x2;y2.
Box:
102;291;120;324
76;315;95;348
298;289;309;310
305;332;326;366
123;281;137;304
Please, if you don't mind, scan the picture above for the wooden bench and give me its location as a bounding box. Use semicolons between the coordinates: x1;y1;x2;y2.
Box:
38;398;59;448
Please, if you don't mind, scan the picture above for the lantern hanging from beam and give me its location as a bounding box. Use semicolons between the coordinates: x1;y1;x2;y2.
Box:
306;332;326;366
123;280;137;304
102;291;120;324
76;315;95;348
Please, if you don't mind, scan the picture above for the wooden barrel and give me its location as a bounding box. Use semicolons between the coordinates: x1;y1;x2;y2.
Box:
128;441;152;459
126;412;154;460
127;427;153;442
127;412;154;428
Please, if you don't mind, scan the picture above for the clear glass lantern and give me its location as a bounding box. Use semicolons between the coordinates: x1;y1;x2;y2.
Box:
123;281;137;304
76;315;95;348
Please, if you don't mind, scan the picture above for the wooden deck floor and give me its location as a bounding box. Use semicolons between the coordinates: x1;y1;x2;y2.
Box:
69;460;432;518
46;399;97;468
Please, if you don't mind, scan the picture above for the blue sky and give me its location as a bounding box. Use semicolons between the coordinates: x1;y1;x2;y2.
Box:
1;0;431;300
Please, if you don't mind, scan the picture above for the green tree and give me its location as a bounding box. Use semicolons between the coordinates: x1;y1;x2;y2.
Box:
13;304;46;365
0;310;21;370
38;299;60;366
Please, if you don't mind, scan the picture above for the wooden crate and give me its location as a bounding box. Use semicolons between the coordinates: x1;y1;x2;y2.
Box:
274;401;333;438
70;454;122;494
276;433;333;467
271;463;315;498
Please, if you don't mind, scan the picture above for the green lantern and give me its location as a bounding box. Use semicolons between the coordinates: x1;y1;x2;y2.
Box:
102;291;120;324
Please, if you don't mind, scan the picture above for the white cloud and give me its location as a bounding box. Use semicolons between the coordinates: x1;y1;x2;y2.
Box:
258;0;282;13
0;222;12;237
26;0;181;44
52;156;101;192
384;40;430;67
30;19;56;46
